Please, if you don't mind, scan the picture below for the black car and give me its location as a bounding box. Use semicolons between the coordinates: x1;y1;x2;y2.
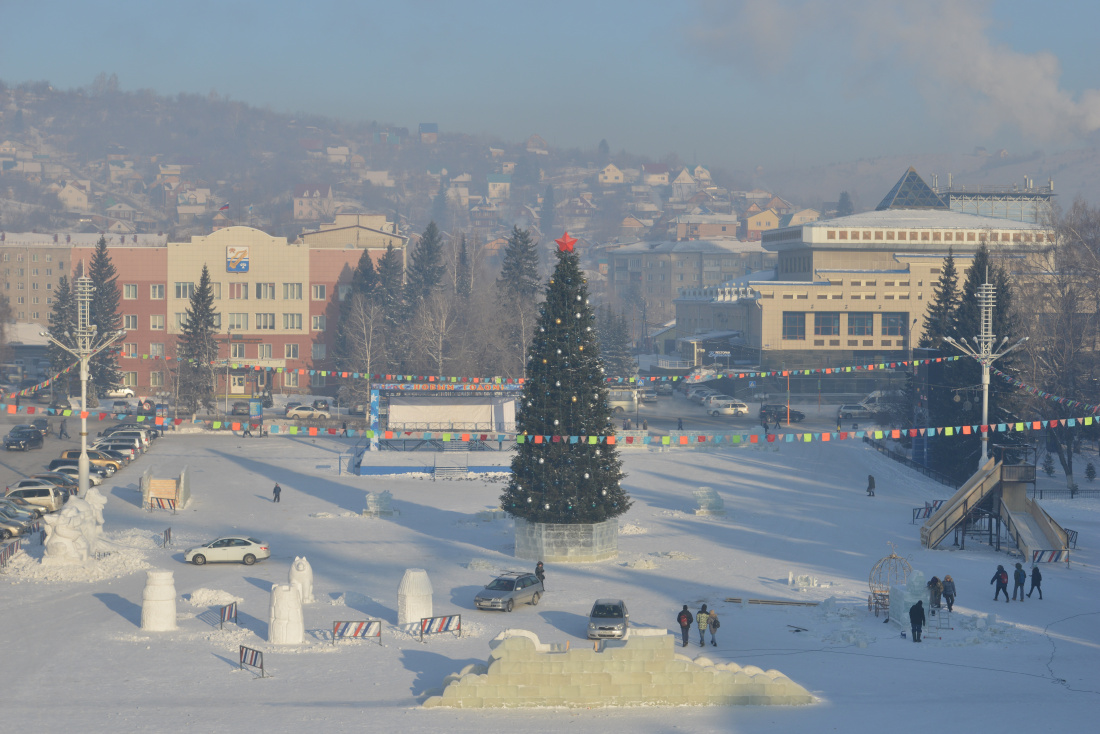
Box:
31;418;50;437
47;458;110;477
4;427;44;451
759;404;806;423
230;401;250;416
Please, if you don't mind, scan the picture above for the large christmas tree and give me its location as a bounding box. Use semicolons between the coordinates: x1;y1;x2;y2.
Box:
501;233;630;524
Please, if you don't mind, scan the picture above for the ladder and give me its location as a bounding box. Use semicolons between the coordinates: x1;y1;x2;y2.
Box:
433;450;469;479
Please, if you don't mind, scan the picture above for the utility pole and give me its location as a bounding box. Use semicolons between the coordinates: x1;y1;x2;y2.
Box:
40;276;125;495
944;277;1027;470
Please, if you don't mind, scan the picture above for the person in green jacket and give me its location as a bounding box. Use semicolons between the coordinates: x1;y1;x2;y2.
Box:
696;604;710;647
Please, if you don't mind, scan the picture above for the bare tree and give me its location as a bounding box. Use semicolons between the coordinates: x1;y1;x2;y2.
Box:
410;290;460;376
340;293;388;403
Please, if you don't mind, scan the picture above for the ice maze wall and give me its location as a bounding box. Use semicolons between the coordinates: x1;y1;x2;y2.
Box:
423;630;814;708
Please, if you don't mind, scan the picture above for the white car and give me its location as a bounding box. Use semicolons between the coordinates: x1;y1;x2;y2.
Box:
286;405;330;420
838;404;876;420
105;387;135;398
703;394;736;408
184;536;271;566
51;465;104;486
709;400;749;416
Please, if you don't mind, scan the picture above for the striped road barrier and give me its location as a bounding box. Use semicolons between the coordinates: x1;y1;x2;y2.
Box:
148;498;177;512
239;645;265;677
220;602;237;630
419;614;461;642
332;620;382;645
1032;549;1070;564
0;539;21;570
911;500;946;523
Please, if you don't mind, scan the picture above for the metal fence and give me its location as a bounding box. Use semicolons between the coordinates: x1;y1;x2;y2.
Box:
862;437;960;489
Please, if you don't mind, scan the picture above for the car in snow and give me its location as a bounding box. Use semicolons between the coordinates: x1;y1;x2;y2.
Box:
230;401;250;416
105;387;136;399
709;400;750;417
0;511;29;541
48;465;103;486
57;449;121;475
655;382;674;396
837;404;876;420
286;405;330;420
587;599;630;639
4;426;44;451
474;571;544;612
184;536;271;566
759;404;806;423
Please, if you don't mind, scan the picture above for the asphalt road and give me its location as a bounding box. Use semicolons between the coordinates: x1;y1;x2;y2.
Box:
617;393;866;436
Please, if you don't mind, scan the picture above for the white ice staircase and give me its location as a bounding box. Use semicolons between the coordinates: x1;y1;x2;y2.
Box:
434;443;469;479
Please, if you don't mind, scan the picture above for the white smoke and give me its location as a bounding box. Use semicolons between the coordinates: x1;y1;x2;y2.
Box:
683;0;1100;142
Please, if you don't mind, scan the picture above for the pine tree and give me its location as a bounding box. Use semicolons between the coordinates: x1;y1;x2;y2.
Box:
1086;462;1096;482
455;234;471;299
88;236;122;397
176;265;220;414
1042;452;1055;477
46;275;77;399
376;241;407;370
335;248;381;364
497;226;541;300
836;191;854;217
500;236;630;524
920;248;958;349
405;221;445;307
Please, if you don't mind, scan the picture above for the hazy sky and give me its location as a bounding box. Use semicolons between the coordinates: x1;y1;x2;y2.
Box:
4;0;1100;172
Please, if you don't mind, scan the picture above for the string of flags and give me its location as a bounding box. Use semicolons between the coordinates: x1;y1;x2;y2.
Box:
990;367;1100;415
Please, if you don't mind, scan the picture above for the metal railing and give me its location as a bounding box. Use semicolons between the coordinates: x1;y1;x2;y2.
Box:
862;437;960;489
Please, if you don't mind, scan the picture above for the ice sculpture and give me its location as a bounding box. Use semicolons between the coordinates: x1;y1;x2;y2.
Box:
397;568;433;626
269;583;305;644
289;556;315;604
141;570;178;631
41;488;107;565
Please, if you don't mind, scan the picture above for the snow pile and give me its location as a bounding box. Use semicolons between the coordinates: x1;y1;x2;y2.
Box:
186;588;243;606
623;557;660;569
650;550;697;561
619;522;648;535
3;530;152;583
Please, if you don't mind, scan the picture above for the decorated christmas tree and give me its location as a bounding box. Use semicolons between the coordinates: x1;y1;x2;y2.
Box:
501;233;630;524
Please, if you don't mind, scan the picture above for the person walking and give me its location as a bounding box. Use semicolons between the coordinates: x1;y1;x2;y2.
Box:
677;417;683;431
1012;562;1027;601
927;576;943;609
762;415;769;435
942;575;957;612
837;417;842;433
1027;565;1042;599
866;474;876;497
908;599;926;642
707;609;720;647
676;605;693;648
272;483;282;503
773;414;782;430
642;419;648;431
58;418;70;440
991;564;1010;602
242;423;253;437
535;561;546;590
696;604;710;646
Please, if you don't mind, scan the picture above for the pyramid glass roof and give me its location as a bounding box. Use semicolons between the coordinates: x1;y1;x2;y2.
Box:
875;167;948;210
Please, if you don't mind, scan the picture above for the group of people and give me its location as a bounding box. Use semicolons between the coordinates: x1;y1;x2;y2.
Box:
621;418;648;431
991;562;1042;602
677;604;720;648
925;575;956;612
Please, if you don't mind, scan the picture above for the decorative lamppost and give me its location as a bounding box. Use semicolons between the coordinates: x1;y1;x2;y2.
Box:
41;275;125;495
943;279;1027;470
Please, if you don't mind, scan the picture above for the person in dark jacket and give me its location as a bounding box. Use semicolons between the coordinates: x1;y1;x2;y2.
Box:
58;418;70;440
942;575;957;612
272;483;282;503
927;576;943;609
1012;562;1027;601
676;605;694;648
535;561;545;590
677;417;684;431
696;604;709;647
866;474;876;497
908;600;926;642
991;564;1009;602
1027;565;1042;599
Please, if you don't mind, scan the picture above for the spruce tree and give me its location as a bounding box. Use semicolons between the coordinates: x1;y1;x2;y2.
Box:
88;235;122;396
497;226;541;300
376;241;407;370
405;221;445;307
500;234;630;524
46;275;77;399
176;265;220;414
455;234;471;299
920;248;958;349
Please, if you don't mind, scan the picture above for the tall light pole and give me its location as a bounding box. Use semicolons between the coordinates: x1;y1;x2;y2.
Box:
224;329;233;416
40;275;125;496
944;279;1027;470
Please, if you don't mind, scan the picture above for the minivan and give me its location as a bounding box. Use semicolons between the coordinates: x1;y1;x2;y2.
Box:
5;484;68;513
105;430;151;452
92;440;138;462
709;400;749;417
837;404;876;420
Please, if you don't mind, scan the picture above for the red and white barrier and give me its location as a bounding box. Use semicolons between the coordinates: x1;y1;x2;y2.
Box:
239;645;265;677
332;620;382;645
419;614;461;642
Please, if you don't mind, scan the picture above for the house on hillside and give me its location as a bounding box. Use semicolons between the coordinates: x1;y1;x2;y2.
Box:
599;164;624;185
419;123;438;144
642;164;670;187
293;184;335;221
671;169;698;201
526;134;549;155
743;209;780;240
487;174;512;202
57;181;92;211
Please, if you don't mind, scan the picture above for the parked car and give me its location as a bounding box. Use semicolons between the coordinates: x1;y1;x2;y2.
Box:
759;404;806;423
92;440;137;463
283;401;303;416
31;473;79;492
105;387;135;398
312;399;331;411
46;459;110;478
0;512;29;541
4;426;44;451
474;572;544;612
7;484;68;512
587;599;630;639
837;404;876;420
95;448;133;467
31;418;50;437
286;405;330;420
111;400;132;414
688;387;718;403
348;404;367;416
640;387;658;403
0;496;41;522
49;465;103;486
184;536;270;566
57;449;121;475
655;383;674;396
0;495;45;519
709;400;750;417
230;401;250;416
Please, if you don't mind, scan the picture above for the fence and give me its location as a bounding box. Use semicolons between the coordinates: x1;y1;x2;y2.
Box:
239;645;265;677
1066;528;1078;549
0;539;20;570
220;602;237;630
911;500;946;524
332;620;382;645
1031;488;1100;500
863;437;960;489
419;614;461;642
1032;549;1070;563
161;527;172;547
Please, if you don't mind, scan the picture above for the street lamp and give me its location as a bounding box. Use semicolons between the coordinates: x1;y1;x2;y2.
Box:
943;280;1028;470
224;329;233;416
40;275;125;496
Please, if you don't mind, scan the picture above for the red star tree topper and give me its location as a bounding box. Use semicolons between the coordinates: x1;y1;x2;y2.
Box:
555;231;576;252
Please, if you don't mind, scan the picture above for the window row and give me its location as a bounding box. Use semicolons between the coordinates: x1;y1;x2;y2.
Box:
782;312;911;340
122;370;323;389
123;343;306;360
123;282;330;301
123;313;324;331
